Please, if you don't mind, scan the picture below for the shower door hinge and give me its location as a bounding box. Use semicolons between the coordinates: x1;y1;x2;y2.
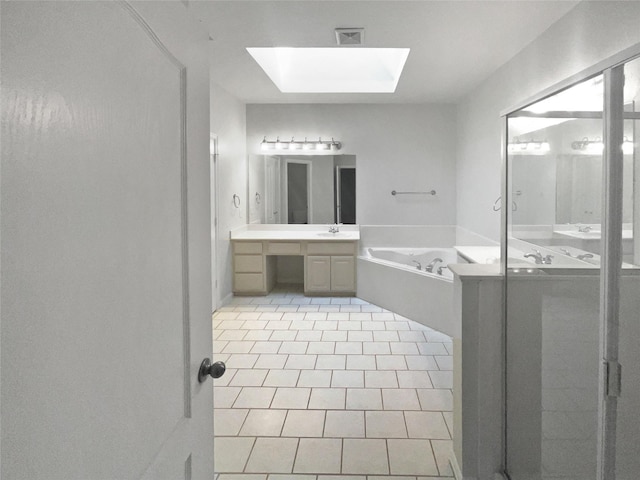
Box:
605;360;622;398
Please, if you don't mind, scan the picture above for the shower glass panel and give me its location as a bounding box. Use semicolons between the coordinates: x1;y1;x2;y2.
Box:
616;56;640;480
505;74;604;479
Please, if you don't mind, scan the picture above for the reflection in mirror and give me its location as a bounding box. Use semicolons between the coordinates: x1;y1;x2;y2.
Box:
249;154;356;225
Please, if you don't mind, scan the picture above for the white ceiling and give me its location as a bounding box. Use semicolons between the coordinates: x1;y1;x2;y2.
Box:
191;0;579;104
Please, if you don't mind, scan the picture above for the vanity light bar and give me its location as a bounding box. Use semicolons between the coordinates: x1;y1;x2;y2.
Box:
571;136;634;154
507;138;550;155
261;136;341;152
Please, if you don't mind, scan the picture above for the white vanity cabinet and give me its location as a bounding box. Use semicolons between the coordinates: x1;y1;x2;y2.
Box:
232;237;357;296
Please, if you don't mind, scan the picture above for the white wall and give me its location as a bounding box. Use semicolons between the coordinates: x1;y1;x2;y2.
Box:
456;1;640;241
211;83;247;304
247;104;457;226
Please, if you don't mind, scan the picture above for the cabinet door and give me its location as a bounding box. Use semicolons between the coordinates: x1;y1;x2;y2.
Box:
306;256;331;292
331;256;356;292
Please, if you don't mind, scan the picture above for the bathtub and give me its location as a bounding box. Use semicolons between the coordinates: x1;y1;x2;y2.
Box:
357;247;460;336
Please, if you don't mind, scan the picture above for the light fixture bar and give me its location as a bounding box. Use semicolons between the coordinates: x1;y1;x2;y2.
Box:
261;136;341;152
507;138;550;155
571;136;634;154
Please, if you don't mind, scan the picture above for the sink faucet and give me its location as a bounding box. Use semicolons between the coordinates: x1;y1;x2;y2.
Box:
524;249;553;264
411;260;422;270
425;258;443;273
328;224;340;233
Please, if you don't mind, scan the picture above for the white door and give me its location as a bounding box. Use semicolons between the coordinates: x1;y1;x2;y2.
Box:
211;135;220;312
1;2;214;479
265;156;281;223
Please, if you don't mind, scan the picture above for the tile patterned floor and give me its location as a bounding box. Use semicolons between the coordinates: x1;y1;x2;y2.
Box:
213;285;454;480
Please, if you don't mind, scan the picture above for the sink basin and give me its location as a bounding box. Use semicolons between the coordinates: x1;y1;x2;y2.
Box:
315;232;351;238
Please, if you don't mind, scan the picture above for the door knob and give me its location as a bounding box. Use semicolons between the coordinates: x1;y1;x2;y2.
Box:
198;358;226;383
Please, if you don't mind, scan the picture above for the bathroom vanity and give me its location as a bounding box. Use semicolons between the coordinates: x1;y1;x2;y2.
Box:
230;225;359;296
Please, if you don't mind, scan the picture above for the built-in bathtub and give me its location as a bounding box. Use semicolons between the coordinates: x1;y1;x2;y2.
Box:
356;226;494;337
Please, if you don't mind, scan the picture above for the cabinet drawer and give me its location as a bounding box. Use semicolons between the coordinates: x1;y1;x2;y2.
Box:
267;242;301;255
307;242;355;255
234;242;263;254
235;254;263;273
234;273;264;292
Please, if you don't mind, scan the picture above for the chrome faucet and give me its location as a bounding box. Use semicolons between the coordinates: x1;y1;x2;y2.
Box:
411;260;422;270
437;265;448;275
524;249;553;265
425;258;443;273
328;224;340;233
577;224;592;233
577;253;594;260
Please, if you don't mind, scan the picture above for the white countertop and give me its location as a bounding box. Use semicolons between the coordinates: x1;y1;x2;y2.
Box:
231;224;360;241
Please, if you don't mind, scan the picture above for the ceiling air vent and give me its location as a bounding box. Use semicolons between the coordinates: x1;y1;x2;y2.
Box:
335;28;364;46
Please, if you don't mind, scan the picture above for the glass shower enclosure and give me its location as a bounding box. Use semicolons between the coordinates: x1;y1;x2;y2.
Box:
503;54;640;479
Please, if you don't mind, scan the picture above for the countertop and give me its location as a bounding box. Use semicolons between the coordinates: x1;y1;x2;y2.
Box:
230;224;360;241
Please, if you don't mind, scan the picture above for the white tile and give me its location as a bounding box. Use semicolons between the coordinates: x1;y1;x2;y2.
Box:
294;439;342;474
214;340;229;352
282;410;326;437
276;306;300;313
349;313;372;321
335;342;363;355
219;474;266;480
214;386;242;408
431;439;454;476
324;410;365;438
259;312;284;320
246;437;298;473
361;321;386;331
346;388;383;410
214;409;249;436
267;320;292;330
214;368;237;387
360;305;384;313
241;320;269;330
227;354;259;369
291;298;312;305
314;321;338;331
244;330;273;341
330;298;351;305
340;305;361;313
250;341;282;354
434;355;453;371
404;355;439;371
282;313;306;321
223;341;255;354
348;331;374;342
316;355;346;370
308;388;346;409
351;298;369;305
362;342;391;355
254;354;288;369
443;411;453;436
290;320;315;330
280;342;309;355
220;330;249;341
215;312;241;320
284;354;317;369
326;313;350;321
346;355;376;370
214;436;255;473
404;412;450;439
233;387;276;409
373;331;399;342
297;306;320;312
398;331;427;342
387;439;438;476
270;330;298;341
416;389;453;412
297;370;332;387
382;389;421;410
269;476;317;480
220;321;249;331
376;355;407;370
424;331;452;342
390;342;419;355
307;342;335;354
365;411;407;438
305;312;328;321
338;321;362;330
310;297;331;305
396;371;434;389
371;313;395;321
428;371;453;389
331;370;364;388
263;369;300;387
322;331;348;342
239;409;287;436
317;306;342;313
271;387;311;409
342;439;389;474
230;369;269;387
385;321;410;331
296;330;323;342
365;371;398;388
236;312;263;320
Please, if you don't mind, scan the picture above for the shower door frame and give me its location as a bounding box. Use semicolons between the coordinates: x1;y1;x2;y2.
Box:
500;43;640;479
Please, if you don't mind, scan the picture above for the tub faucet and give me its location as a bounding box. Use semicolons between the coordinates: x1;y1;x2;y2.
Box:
524;249;553;264
328;224;340;233
577;253;594;260
577;224;592;233
425;258;443;273
411;260;422;270
437;265;448;275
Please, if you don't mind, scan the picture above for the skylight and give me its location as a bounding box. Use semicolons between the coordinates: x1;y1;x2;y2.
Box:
246;47;410;93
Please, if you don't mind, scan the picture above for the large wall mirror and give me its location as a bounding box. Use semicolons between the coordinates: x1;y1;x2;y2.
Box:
248;154;356;225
